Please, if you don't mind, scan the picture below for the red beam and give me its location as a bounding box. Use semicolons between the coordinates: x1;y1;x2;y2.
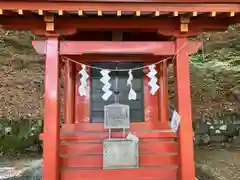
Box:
56;17;178;30
40;131;177;141
57;17;232;32
61;122;173;131
59;140;178;155
0;2;239;12
60;154;178;168
61;41;174;55
32;40;201;56
69;54;166;62
0;17;45;31
0;16;177;31
0;16;234;35
3;0;240;3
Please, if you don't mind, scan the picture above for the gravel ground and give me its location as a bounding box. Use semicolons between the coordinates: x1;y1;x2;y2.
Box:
195;148;240;180
0;153;41;179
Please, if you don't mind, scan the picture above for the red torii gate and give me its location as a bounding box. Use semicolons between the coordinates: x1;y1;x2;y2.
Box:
0;0;239;180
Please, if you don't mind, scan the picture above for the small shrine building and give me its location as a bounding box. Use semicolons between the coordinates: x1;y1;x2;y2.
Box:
0;0;239;180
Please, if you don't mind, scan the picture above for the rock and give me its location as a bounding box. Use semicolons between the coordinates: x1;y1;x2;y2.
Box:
194;133;210;145
225;124;238;136
233;119;240;125
202;134;211;144
206;121;212;126
219;125;227;131
4;127;12;135
232;136;240;147
215;129;221;134
209;126;215;130
24;145;39;152
210;135;226;143
2;160;42;180
195;121;209;134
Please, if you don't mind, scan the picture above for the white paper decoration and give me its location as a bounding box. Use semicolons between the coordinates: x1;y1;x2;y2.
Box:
100;69;113;101
147;64;159;95
78;65;89;96
127;69;137;100
170;110;181;132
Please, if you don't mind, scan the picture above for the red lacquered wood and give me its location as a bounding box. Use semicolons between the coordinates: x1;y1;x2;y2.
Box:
75;64;90;123
59;136;175;144
3;0;239;3
174;37;195;180
64;59;75;124
33;40;202;56
60;153;178;168
61;122;170;131
61;41;175;55
58;131;177;141
156;64;162;126
39;133;44;140
0;2;239;12
42;36;60;180
60;141;178;155
60;168;178;180
3;17;232;36
43;131;177;143
159;61;169;126
41;131;177;141
69;54;161;62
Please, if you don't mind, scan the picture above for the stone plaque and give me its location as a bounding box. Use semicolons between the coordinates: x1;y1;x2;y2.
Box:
104;103;130;129
103;139;139;169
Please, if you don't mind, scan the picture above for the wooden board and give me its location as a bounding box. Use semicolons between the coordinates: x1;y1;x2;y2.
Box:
60;140;178;155
61;154;178;168
60;168;178;180
61;122;170;131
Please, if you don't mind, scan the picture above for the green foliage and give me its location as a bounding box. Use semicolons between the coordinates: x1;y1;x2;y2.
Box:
189;42;240;119
168;25;240;121
0;120;43;154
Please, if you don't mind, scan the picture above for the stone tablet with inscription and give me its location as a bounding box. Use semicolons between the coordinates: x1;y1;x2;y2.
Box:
104;103;130;129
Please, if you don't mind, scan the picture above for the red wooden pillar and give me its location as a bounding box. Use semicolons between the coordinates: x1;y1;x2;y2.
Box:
64;59;75;124
174;37;195;180
43;36;60;180
158;61;169;127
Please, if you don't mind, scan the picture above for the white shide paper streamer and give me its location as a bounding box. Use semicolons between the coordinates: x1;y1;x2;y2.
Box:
147;64;160;95
170;110;181;132
100;70;113;101
126;132;139;143
78;65;89;96
127;69;137;100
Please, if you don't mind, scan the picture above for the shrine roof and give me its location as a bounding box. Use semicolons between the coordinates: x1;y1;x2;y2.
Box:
0;0;238;16
0;0;239;35
0;0;239;11
1;0;239;2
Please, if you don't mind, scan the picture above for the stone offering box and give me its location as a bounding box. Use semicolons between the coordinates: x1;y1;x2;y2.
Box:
103;103;139;169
